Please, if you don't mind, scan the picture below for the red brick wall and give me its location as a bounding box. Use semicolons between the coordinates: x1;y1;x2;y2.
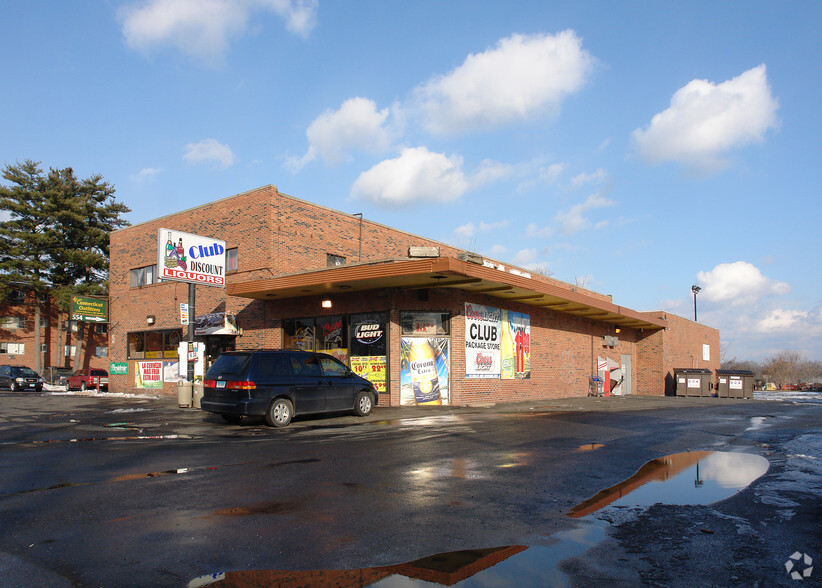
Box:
637;311;720;396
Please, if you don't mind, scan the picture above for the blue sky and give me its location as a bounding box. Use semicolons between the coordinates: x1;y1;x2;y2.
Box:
1;1;820;362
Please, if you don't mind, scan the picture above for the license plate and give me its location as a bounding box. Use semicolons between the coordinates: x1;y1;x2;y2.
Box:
216;381;226;388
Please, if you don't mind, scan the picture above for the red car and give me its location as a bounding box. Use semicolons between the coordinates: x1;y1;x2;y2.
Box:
66;368;109;392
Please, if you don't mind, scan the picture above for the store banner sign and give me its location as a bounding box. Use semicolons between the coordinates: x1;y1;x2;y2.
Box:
465;303;501;378
501;310;531;379
135;361;163;389
158;228;226;287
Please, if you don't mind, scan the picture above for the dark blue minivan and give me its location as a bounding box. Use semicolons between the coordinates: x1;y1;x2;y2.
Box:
201;350;378;427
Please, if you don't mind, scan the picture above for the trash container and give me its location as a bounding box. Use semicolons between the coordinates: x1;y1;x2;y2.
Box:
674;368;713;397
715;369;755;399
177;381;193;408
192;382;204;409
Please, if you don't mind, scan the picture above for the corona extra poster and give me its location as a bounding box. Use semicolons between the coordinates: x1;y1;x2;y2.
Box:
400;337;450;405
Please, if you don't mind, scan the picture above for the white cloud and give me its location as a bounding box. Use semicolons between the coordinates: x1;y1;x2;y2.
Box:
633;65;779;173
554;192;615;235
526;223;553;239
119;0;317;63
696;261;790;306
351;147;511;207
753;309;810;333
414;30;595;135
454;220;509;239
287;97;395;171
569;168;608;190
183;138;234;169
351;147;470;206
511;248;539;266
130;167;162;183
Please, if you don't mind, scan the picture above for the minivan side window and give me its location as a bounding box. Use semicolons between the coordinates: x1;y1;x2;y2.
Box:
256;354;292;379
291;355;322;377
319;355;348;377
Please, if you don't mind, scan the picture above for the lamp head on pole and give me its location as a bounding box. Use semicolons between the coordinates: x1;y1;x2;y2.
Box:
691;285;701;295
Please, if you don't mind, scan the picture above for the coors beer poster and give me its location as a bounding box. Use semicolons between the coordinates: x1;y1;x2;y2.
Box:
465;303;501;378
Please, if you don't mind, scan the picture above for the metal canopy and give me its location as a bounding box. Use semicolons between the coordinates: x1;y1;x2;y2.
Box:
226;257;666;331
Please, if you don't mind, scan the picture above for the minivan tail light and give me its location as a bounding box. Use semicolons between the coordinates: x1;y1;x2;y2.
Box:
228;381;256;390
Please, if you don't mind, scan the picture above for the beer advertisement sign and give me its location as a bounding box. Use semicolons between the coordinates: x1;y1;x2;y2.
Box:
158;229;226;287
400;338;450;406
501;310;531;379
465;303;501;378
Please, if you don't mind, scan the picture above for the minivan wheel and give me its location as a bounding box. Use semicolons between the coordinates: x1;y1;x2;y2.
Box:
265;398;293;428
355;390;374;417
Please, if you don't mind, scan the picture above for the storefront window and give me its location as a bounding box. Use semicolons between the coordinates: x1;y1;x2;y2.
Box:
128;329;183;359
283;319;316;351
349;313;388;395
400;312;450;336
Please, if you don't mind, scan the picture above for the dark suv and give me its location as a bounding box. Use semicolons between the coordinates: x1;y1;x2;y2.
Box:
201;350;378;427
0;365;45;391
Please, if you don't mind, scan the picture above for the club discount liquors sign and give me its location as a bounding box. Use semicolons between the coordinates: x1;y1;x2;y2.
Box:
158;229;226;287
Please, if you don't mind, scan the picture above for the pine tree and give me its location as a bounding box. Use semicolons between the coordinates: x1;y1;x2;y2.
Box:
0;160;130;374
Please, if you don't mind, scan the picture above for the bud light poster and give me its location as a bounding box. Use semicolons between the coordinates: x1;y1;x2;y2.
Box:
400;337;450;406
465;303;501;378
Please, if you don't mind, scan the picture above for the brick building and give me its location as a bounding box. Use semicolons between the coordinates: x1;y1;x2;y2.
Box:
108;185;719;404
0;290;109;379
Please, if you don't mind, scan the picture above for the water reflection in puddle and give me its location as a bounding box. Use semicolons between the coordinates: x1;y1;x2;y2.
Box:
569;450;769;517
189;451;768;588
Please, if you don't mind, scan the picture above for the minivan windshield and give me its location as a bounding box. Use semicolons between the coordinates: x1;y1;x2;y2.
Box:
207;353;252;377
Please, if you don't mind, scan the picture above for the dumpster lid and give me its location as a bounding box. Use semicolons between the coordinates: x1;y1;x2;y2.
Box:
674;368;713;374
715;369;754;376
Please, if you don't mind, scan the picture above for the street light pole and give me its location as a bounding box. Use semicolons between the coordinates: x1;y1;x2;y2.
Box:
691;285;701;322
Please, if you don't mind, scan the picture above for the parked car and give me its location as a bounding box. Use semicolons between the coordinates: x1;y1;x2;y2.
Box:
66;368;109;392
43;366;74;386
201;350;378;427
0;365;45;391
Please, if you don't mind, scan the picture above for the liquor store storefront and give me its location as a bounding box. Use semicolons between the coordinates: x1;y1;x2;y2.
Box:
228;256;667;407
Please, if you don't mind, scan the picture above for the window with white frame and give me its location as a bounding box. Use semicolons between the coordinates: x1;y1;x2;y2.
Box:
0;316;25;330
64;345;76;357
130;265;156;287
227;248;238;273
95;346;108;357
0;343;25;354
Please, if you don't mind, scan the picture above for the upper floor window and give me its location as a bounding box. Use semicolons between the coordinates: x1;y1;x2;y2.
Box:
327;253;345;267
227;248;238;273
130;265;156;288
8;290;26;304
0;316;25;330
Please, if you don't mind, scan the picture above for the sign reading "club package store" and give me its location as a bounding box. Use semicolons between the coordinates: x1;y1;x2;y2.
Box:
157;229;226;287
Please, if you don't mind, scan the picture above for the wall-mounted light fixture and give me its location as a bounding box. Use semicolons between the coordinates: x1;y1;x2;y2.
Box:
321;299;333;309
146;315;155;325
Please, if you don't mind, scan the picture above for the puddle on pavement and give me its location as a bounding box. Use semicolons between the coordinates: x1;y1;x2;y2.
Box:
577;443;605;451
569;450;769;517
188;451;769;588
